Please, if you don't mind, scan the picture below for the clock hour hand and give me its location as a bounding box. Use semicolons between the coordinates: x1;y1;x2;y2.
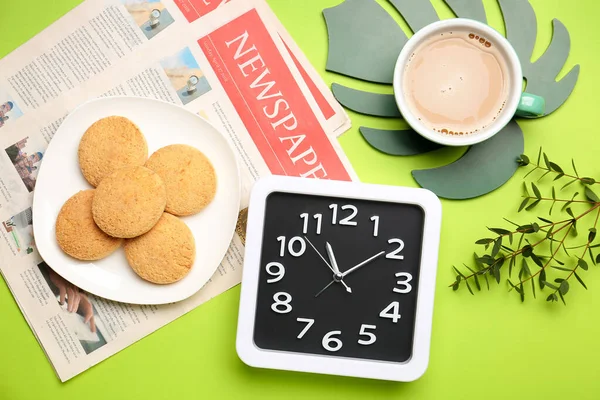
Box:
325;242;341;275
325;242;351;293
341;251;386;278
304;236;336;274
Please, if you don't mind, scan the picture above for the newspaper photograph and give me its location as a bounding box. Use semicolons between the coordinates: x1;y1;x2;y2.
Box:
0;0;355;382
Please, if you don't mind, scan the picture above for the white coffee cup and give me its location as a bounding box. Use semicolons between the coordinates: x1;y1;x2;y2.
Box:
393;19;545;147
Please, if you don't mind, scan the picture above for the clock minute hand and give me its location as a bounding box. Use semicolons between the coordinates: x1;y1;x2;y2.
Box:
341;251;386;278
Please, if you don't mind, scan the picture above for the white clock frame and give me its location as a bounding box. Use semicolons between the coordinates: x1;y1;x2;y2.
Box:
236;176;442;382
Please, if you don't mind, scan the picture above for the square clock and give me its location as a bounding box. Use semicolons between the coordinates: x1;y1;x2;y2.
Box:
236;176;442;381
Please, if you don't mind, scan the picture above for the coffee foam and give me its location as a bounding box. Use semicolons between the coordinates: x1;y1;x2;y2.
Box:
403;31;509;135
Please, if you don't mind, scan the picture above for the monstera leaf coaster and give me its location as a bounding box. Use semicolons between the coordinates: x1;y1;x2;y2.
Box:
323;0;579;199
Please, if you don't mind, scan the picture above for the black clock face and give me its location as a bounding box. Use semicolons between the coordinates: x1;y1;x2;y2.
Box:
253;192;425;362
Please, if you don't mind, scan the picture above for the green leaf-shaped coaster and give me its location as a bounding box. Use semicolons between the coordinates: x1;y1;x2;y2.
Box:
497;0;580;116
388;0;439;32
444;0;487;23
332;84;401;118
412;121;524;199
323;0;408;84
323;0;579;199
360;127;443;156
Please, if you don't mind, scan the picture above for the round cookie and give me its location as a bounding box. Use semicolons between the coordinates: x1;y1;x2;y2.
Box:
145;144;217;216
92;166;166;238
124;213;196;284
56;190;122;260
78;116;148;187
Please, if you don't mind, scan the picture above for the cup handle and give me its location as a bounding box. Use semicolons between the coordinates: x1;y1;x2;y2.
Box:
515;93;545;118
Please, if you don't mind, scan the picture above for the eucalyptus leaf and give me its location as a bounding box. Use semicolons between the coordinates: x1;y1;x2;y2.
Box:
551;266;572;272
517;154;530;166
578;258;589;271
488;227;511;235
531;183;542;199
574;272;587;290
531;253;544;268
585;187;600;203
549;162;564;174
589;228;597;243
492;237;502;257
561;179;578;190
572;159;579;177
544;281;559;290
540;269;547;289
518;198;529;212
581;177;596;185
559;281;570;296
559;291;566;305
453;266;466;278
465;280;474;295
473;274;481;291
493;265;501;284
526;199;541;211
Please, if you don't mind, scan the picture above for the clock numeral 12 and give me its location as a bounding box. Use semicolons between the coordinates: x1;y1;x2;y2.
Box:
277;236;306;257
329;204;358;226
300;213;322;235
271;292;292;314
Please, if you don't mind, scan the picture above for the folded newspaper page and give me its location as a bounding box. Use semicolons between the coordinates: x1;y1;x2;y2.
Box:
0;0;355;381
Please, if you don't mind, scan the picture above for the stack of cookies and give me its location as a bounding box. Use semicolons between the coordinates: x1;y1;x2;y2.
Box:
55;116;217;285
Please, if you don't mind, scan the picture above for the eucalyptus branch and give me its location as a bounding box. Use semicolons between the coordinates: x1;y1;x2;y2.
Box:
547;208;600;304
518;148;598;188
450;149;600;305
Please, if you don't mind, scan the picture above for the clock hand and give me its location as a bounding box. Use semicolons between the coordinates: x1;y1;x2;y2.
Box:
325;242;341;274
341;251;386;278
305;236;352;295
325;242;351;293
304;236;336;274
314;280;335;298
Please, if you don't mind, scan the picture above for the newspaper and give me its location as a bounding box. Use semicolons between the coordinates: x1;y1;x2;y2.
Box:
0;0;355;381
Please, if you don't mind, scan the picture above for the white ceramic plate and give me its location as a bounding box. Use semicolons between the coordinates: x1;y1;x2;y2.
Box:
32;97;241;305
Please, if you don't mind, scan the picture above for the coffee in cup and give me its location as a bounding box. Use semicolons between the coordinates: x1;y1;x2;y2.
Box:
393;19;546;147
403;31;508;136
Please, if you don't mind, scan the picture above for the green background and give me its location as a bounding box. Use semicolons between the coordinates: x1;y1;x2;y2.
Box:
1;0;599;398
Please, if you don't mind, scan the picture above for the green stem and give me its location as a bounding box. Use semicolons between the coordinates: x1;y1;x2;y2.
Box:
551;208;600;297
525;163;599;184
517;223;573;286
523;196;594;204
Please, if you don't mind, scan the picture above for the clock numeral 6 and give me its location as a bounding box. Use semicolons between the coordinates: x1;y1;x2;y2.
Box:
358;324;377;346
379;301;401;323
277;236;306;258
322;330;343;352
386;238;405;260
393;272;413;294
265;262;285;284
271;292;292;314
